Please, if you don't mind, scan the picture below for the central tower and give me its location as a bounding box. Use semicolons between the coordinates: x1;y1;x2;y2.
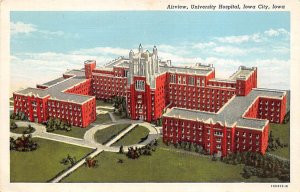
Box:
126;44;162;121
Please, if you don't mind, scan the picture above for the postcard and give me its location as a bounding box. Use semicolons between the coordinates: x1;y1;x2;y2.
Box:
1;0;300;192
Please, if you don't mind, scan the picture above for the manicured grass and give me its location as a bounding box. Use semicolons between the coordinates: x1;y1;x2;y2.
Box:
48;113;111;138
10;126;35;134
94;123;131;144
10;138;92;182
112;125;149;146
113;112;128;120
268;122;290;159
63;148;279;182
96;100;113;107
51;126;93;139
94;113;112;124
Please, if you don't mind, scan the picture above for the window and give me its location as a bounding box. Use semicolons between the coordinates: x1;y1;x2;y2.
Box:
214;131;223;136
178;76;181;84
188;76;195;85
183;77;186;84
135;80;145;91
124;70;129;77
197;78;200;87
170;74;176;83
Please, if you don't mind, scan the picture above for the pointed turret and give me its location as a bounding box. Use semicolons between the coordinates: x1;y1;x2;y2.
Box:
138;44;143;53
129;50;134;61
153;46;158;56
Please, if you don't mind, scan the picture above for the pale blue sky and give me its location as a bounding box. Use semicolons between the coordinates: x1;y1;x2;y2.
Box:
10;11;290;94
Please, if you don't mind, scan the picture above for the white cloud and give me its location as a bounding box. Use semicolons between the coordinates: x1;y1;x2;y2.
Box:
214;46;246;56
10;21;69;37
216;33;263;44
216;35;250;44
264;29;280;37
216;28;289;44
264;28;289;37
10;51;113;94
10;39;290;95
11;21;37;35
40;30;64;36
192;42;216;49
72;47;128;56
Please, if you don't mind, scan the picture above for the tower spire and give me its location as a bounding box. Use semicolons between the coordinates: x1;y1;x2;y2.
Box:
138;43;143;53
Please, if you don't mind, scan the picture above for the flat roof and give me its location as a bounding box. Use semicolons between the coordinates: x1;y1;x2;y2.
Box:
209;78;236;83
159;64;214;76
164;88;286;130
230;67;255;80
103;57;129;69
41;77;65;87
15;69;95;104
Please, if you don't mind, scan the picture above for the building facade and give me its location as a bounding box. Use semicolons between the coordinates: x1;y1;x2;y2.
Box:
14;69;96;128
13;44;287;156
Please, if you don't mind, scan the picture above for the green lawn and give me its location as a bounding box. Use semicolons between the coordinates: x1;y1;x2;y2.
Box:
268;122;290;159
112;125;149;146
10;126;35;134
113;112;128;120
10;138;92;182
63;148;279;182
94;123;131;144
94;113;112;124
48;113;111;138
96;100;113;107
50;126;93;139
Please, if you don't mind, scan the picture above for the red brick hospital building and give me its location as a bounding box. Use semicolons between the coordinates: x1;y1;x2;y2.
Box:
13;44;287;156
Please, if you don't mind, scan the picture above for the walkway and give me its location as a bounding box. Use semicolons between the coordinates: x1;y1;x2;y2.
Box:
50;148;103;183
108;112;116;122
96;106;114;110
105;124;137;146
11;119;160;182
266;152;290;162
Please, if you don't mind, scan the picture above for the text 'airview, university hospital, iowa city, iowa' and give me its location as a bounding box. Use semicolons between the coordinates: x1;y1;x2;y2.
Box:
166;4;286;10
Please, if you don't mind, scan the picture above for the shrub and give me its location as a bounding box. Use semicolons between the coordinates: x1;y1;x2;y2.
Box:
119;145;124;154
10;120;18;130
10;134;38;152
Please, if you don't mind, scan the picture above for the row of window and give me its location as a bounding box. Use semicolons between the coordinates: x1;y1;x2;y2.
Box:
170;74;205;86
208;82;236;88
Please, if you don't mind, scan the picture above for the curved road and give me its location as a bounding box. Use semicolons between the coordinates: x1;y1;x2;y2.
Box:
11;119;160;152
10;117;160;183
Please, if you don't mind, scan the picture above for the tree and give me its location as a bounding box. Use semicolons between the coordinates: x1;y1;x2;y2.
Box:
10;120;18;130
174;142;178;148
10;137;16;150
119;145;124;154
10;134;38;152
212;153;218;161
242;166;252;179
10;113;16;119
67;154;76;166
85;157;98;168
275;137;283;148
